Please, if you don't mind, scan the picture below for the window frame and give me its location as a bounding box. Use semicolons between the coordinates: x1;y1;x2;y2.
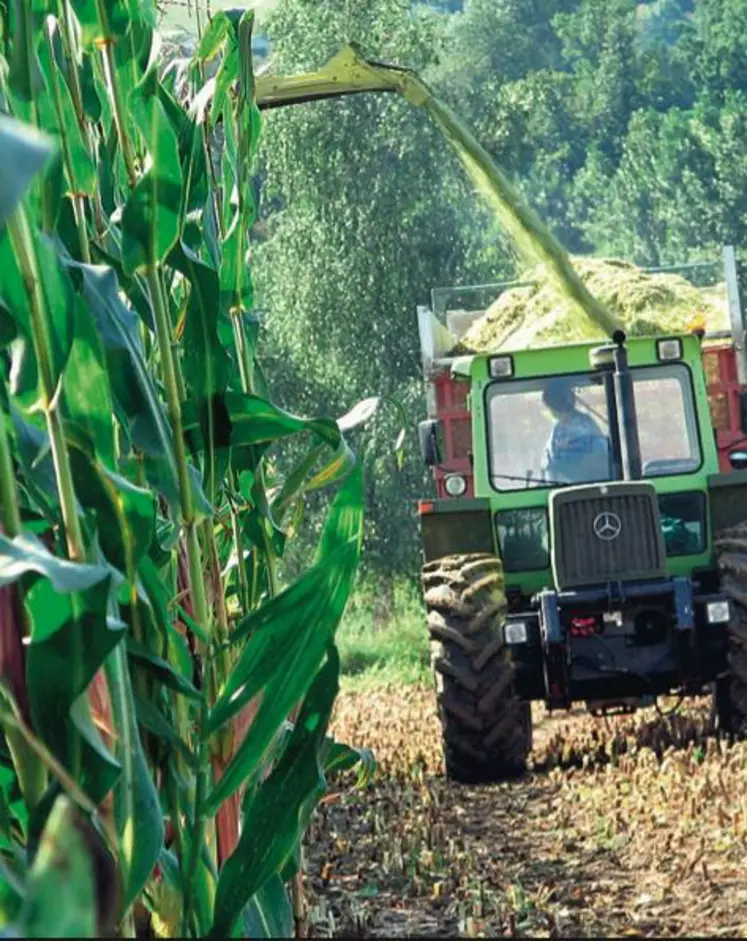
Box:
483;362;703;493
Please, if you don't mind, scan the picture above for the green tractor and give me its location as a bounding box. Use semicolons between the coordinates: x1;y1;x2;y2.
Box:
416;269;747;783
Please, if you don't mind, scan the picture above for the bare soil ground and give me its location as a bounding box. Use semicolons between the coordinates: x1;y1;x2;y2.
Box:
305;686;747;938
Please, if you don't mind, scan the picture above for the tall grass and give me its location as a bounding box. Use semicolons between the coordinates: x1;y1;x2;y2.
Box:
338;577;430;688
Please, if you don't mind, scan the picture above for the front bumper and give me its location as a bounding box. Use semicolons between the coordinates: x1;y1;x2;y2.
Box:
506;577;731;708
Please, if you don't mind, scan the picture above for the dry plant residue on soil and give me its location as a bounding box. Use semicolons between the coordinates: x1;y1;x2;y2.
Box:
306;686;747;938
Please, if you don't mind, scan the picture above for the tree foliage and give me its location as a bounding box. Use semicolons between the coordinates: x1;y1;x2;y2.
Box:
254;0;747;578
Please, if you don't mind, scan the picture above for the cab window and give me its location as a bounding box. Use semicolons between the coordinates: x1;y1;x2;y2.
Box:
485;363;701;491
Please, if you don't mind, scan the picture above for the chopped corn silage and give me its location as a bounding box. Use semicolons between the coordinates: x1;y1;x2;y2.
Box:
454;257;729;353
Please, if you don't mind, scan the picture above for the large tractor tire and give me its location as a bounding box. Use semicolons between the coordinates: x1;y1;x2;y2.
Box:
422;552;532;783
714;530;747;736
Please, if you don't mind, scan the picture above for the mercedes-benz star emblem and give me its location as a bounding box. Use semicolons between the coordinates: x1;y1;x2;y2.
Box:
593;511;622;541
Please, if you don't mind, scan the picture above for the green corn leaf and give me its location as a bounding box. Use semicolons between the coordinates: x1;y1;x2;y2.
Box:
122;68;183;273
237;875;293;940
134;554;175;638
314;460;365;563
38;28;96;197
0;113;53;227
270;397;385;516
179;392;356;506
105;644;164;911
305;445;356;493
71;0;134;49
132;693;196;767
196;10;237;63
322;739;376;786
0;531;108;592
19;796;97;938
206;541;354;740
113;3;155;87
0;853;24;927
270;444;325;525
235;15;261;202
154;74;197;177
168;241;232;502
6;0;43;102
0;227;76;391
242;499;285;562
79;56;104;124
169;243;231;404
182;391;351;454
204;465;363;813
8;406;59;516
89;239;154;329
33;233;78;385
65;435;156;575
25;576;124;802
210;647;340;938
220;210;253;316
108;21;151;166
219;107;238;231
202;13;242;127
126;638;202;701
63;294;116;468
61;260;189;514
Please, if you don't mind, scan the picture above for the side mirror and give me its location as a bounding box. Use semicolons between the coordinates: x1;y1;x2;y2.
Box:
728;449;747;471
418;419;444;467
740;391;747;435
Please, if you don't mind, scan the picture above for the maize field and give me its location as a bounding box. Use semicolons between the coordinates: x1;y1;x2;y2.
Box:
0;1;375;937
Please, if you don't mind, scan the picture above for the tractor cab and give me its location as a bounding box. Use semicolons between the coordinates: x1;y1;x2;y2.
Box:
464;332;725;595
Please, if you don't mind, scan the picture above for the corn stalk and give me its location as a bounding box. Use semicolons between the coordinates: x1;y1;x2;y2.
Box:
0;4;370;938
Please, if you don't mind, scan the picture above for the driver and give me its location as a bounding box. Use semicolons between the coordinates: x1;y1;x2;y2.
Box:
541;377;609;483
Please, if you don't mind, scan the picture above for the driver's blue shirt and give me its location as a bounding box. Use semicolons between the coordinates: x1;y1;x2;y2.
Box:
542;411;608;481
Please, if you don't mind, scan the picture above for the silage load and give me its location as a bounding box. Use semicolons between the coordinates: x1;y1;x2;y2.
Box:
456;257;729;353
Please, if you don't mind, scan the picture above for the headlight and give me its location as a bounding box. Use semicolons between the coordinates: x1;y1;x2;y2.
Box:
504;621;528;645
489;355;514;378
707;601;730;624
656;338;682;361
444;474;467;497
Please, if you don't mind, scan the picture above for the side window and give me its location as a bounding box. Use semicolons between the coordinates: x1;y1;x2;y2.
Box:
496;509;549;572
658;492;706;556
634;366;701;477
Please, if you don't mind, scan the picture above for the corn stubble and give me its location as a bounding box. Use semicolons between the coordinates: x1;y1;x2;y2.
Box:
306;686;747;938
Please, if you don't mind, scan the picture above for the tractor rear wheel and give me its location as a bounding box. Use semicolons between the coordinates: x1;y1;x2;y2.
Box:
422;552;531;783
715;535;747;736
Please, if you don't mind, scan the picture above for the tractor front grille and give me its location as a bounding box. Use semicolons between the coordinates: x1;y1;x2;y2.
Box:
551;484;666;590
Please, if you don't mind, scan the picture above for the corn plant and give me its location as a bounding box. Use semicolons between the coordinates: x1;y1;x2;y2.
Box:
0;1;374;936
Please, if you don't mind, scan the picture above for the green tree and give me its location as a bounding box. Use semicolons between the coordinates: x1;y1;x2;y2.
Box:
255;0;512;576
678;0;747;101
572;106;719;264
252;0;747;581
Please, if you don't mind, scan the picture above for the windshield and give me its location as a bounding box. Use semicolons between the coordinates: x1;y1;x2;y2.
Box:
486;363;701;491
